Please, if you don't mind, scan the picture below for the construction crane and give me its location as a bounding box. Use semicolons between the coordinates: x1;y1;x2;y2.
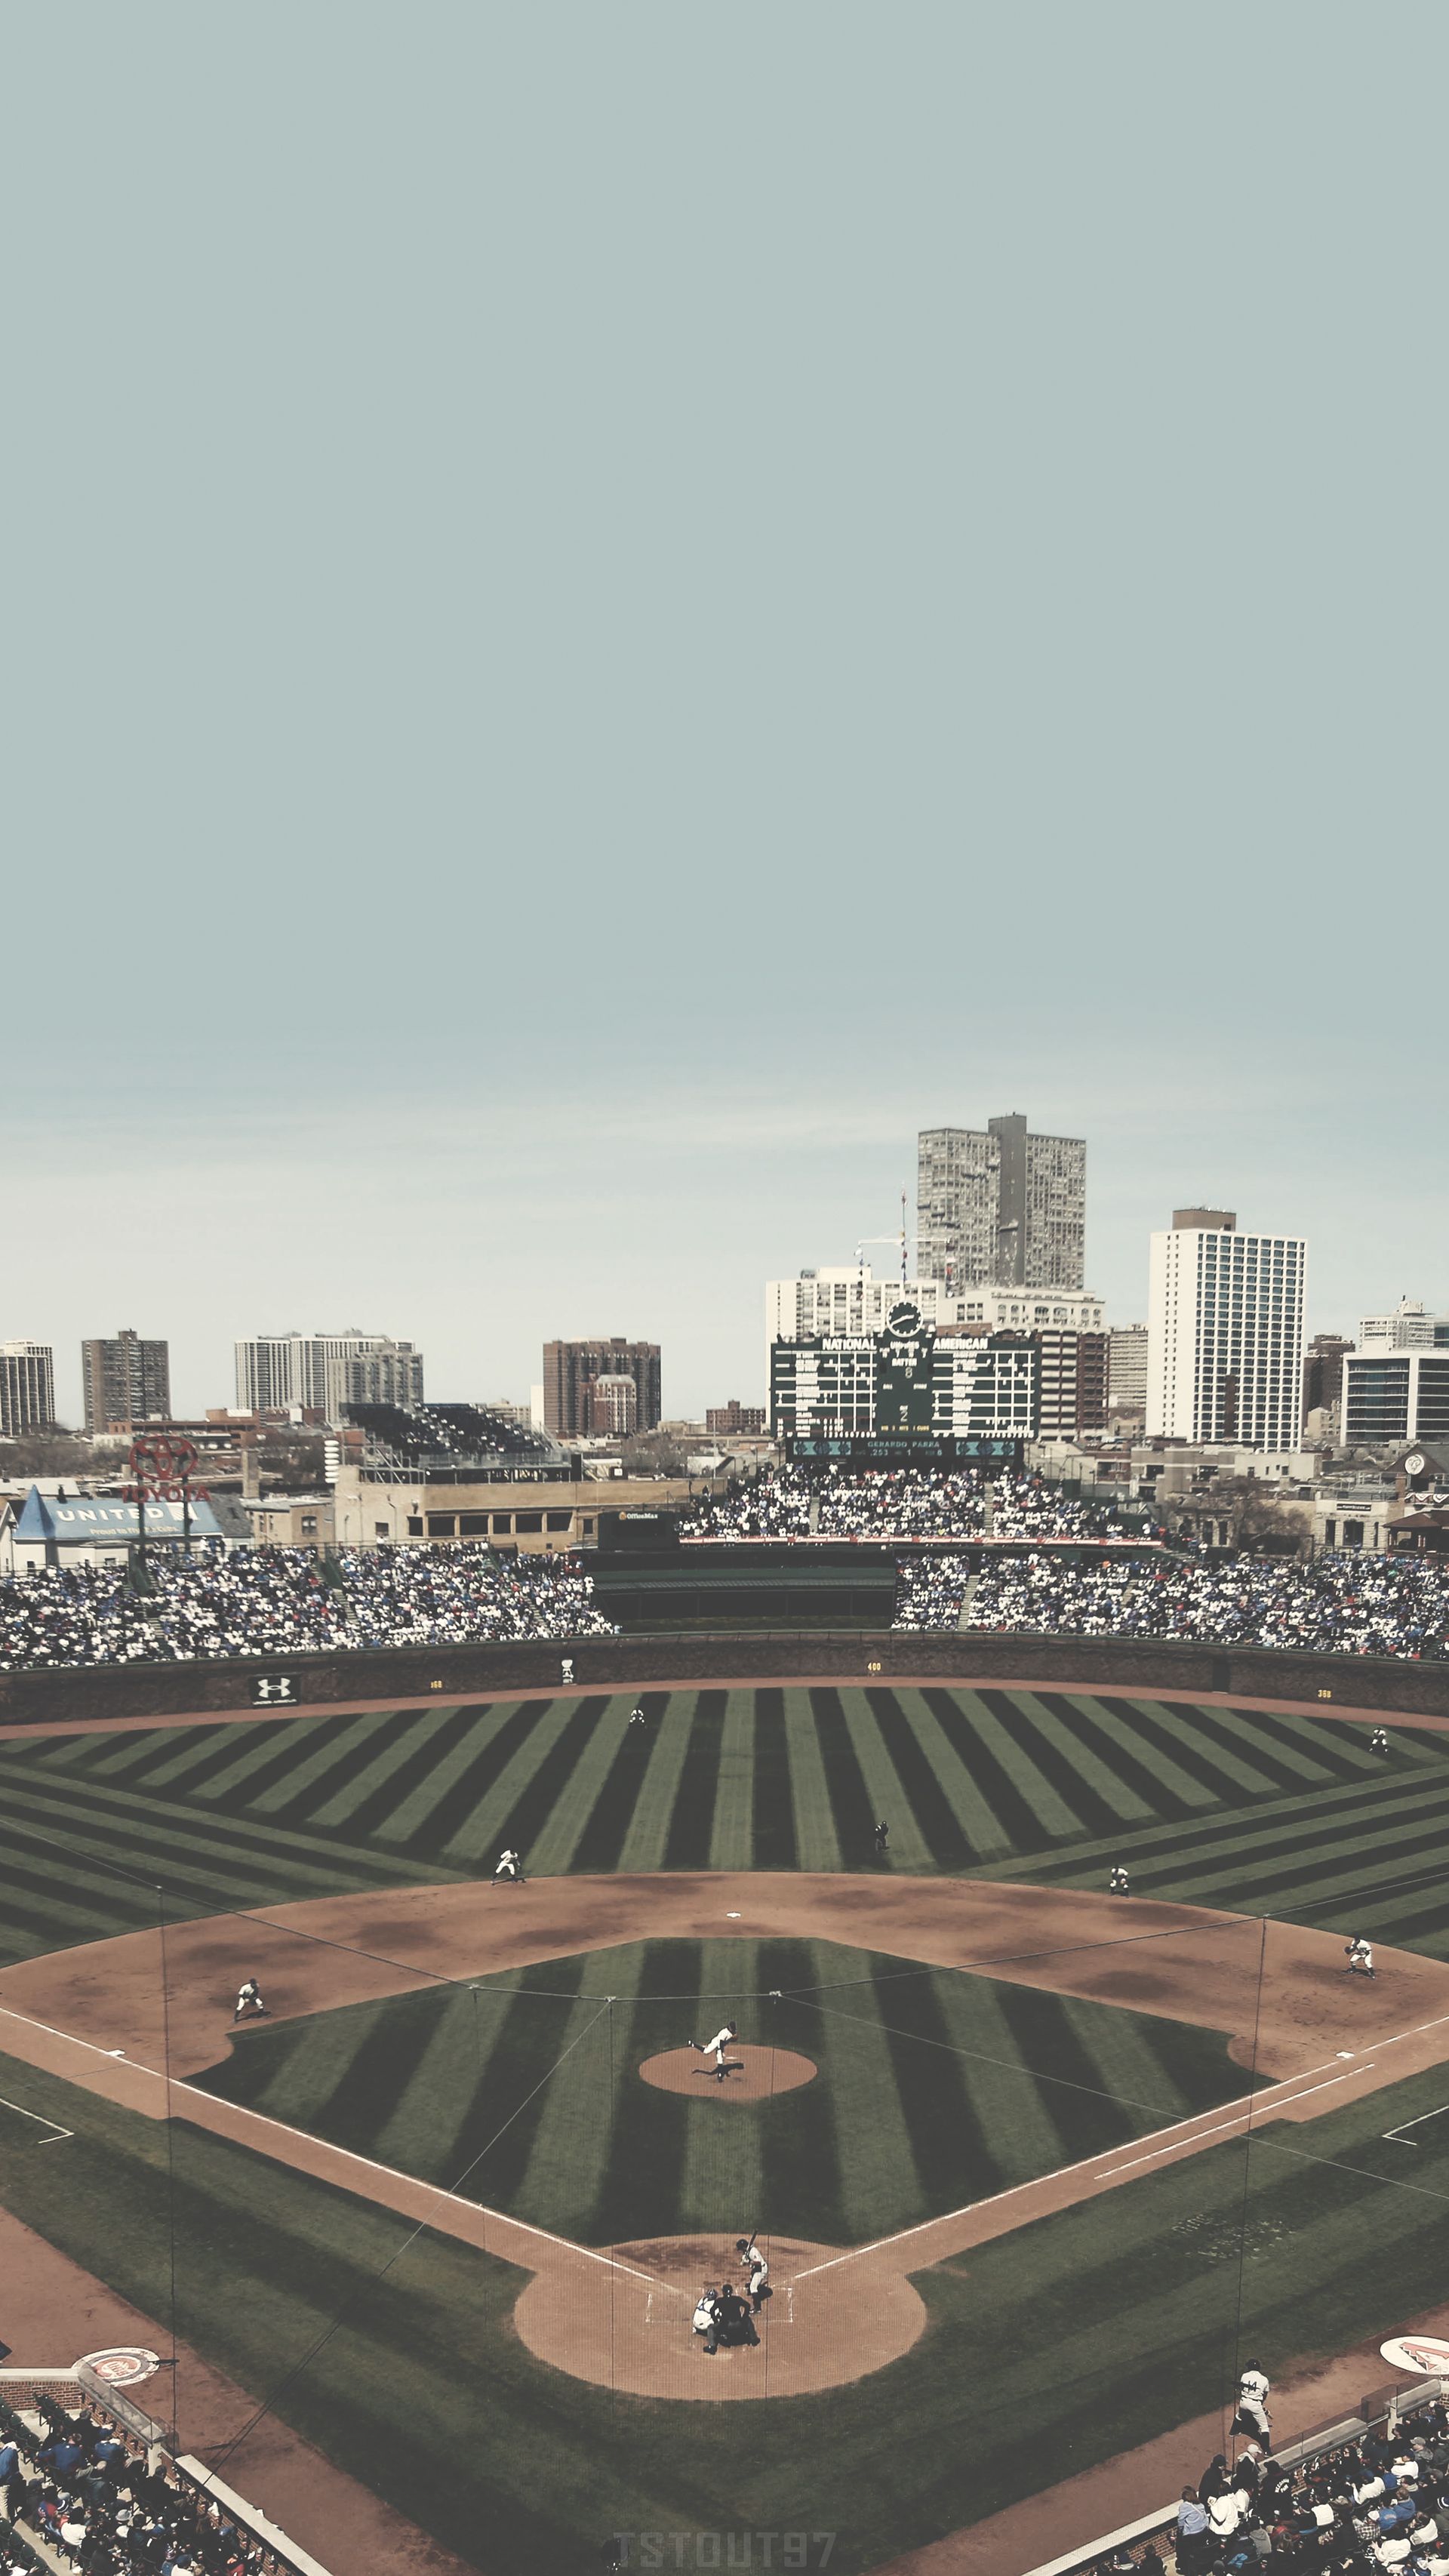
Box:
856;1192;916;1293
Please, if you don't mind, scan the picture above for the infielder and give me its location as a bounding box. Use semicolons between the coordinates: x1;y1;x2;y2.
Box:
736;2233;769;2313
493;1848;527;1886
1345;1935;1375;1978
691;2020;739;2081
233;1978;269;2023
1109;1864;1131;1895
1371;1728;1390;1754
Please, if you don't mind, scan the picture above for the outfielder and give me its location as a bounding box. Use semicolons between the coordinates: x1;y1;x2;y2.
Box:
1345;1935;1375;1978
691;2020;739;2081
736;2233;769;2312
233;1978;269;2023
1109;1865;1131;1895
493;1848;527;1886
629;1702;648;1729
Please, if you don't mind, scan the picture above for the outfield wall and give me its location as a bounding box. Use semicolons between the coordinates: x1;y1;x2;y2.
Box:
4;1628;1449;1724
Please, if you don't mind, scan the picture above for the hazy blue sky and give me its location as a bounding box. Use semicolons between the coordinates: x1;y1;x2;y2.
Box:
5;5;1445;1424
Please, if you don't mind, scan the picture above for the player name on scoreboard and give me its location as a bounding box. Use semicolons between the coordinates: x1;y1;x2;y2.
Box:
770;1301;1036;1462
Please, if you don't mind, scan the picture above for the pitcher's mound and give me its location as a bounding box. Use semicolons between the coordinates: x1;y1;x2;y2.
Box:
639;2047;817;2101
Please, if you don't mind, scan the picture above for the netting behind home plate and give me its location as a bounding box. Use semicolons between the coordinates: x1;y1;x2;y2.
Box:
7;1805;1444;2573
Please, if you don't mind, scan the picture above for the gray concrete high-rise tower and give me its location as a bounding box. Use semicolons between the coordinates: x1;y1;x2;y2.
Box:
917;1114;1086;1291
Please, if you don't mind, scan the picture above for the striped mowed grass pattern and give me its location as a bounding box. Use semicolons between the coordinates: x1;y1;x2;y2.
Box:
2;1688;1447;1975
191;1935;1254;2246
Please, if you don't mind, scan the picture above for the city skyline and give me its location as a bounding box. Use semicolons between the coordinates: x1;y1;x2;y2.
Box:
5;7;1446;1433
7;1119;1446;1432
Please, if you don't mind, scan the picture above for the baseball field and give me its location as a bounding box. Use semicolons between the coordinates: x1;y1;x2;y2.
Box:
5;1682;1449;2573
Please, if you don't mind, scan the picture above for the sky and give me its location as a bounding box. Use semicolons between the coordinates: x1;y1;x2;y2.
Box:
4;5;1446;1426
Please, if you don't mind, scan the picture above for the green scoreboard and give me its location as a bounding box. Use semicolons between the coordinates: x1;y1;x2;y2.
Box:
770;1300;1035;1462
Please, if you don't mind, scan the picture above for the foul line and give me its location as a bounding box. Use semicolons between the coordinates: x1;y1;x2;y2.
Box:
788;2057;1385;2282
0;2002;679;2296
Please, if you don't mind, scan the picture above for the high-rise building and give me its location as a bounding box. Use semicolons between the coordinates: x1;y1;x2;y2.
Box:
543;1337;662;1438
0;1342;56;1437
235;1333;423;1425
767;1266;1103;1350
590;1374;639;1437
1036;1331;1109;1436
917;1114;1085;1291
1302;1332;1355;1421
1108;1325;1149;1416
80;1328;171;1433
1343;1351;1449;1451
1358;1300;1449;1350
1147;1210;1306;1448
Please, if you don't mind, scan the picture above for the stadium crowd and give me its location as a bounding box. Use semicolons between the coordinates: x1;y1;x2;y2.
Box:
684;1466;1137;1543
1149;2383;1449;2571
905;1549;1449;1660
0;1543;614;1670
0;2387;290;2574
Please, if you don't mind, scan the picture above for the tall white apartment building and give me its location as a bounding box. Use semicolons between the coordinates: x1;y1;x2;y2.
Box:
1358;1300;1449;1350
766;1267;1104;1352
235;1333;424;1425
1147;1213;1306;1448
0;1341;56;1436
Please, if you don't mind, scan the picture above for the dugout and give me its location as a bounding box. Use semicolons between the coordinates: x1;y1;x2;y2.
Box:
590;1540;899;1630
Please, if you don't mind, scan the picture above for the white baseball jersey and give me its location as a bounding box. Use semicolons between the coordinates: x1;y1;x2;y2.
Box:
700;2027;736;2059
1349;1940;1373;1966
692;2294;718;2332
1239;2368;1269;2405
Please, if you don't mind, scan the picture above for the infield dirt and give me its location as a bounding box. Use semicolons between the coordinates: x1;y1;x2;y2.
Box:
5;1875;1449;2405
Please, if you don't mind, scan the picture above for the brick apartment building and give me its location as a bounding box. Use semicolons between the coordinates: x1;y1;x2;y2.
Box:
543;1338;662;1439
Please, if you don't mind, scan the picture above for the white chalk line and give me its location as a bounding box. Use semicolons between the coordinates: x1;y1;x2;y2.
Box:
1384;2104;1449;2145
0;2092;72;2144
789;2051;1397;2282
10;1984;1449;2301
0;2002;679;2295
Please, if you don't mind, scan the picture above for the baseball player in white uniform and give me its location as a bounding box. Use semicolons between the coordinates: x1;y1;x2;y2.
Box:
1345;1935;1375;1978
1236;2360;1271;2439
493;1848;526;1886
736;2234;769;2312
691;2020;739;2081
233;1978;269;2022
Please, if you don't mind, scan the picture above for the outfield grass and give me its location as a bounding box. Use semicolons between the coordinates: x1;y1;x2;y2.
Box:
2;1687;1446;1972
5;1685;1449;2570
8;2038;1449;2574
191;1935;1252;2244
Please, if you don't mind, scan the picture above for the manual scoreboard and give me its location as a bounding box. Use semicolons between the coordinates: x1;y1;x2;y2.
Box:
771;1301;1037;1461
